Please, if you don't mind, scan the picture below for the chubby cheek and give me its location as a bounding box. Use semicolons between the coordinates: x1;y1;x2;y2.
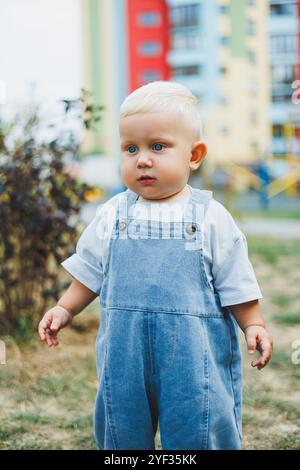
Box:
159;156;188;180
120;158;133;181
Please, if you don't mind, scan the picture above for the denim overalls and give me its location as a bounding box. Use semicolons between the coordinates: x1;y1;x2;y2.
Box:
93;186;243;450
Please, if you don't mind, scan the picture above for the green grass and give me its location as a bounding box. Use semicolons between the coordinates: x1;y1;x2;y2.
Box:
243;390;270;409
274;311;300;325
240;210;300;220
12;412;52;425
1;237;300;449
244;391;300;421
0;423;27;441
269;400;300;420
247;238;300;264
271;294;292;308
273;434;300;450
269;349;293;369
242;413;256;425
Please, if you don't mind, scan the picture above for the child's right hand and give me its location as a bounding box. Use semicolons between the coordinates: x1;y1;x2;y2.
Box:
38;305;73;347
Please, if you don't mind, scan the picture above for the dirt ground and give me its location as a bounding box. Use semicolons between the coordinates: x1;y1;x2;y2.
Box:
0;236;299;450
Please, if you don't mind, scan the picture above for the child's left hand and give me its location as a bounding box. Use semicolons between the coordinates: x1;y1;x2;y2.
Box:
244;325;273;370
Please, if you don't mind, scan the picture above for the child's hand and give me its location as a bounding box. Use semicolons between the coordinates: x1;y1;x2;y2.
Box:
38;305;73;347
244;325;273;370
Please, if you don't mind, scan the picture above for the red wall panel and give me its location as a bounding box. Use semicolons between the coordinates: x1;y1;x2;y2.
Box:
126;0;171;92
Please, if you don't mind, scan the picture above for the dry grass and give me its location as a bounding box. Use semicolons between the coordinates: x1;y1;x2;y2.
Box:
0;304;99;450
0;237;300;449
241;237;300;450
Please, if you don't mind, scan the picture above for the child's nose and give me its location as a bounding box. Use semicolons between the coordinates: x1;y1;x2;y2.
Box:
137;154;153;167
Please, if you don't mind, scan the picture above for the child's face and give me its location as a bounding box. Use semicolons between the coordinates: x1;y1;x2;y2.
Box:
119;112;207;201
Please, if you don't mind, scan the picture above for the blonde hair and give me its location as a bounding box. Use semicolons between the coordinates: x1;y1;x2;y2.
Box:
120;80;203;141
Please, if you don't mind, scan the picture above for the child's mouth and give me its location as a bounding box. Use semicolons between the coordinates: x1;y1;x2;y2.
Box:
137;176;157;185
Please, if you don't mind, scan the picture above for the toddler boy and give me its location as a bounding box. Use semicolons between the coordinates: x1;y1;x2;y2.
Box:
39;81;273;450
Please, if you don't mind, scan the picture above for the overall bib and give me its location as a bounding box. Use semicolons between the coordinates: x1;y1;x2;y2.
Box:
93;187;243;450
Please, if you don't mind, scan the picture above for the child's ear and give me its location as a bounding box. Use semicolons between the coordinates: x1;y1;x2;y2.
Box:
190;141;207;171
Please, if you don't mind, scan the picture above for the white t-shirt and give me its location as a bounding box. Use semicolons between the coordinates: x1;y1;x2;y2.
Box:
61;185;263;307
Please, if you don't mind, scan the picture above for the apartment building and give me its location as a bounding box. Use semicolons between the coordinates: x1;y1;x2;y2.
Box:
269;0;300;157
81;0;271;180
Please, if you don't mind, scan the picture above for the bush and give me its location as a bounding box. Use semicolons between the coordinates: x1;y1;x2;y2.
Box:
0;90;104;338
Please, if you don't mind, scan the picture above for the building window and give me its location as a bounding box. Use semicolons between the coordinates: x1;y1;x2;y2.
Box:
171;29;202;50
272;64;296;85
170;4;201;28
172;65;201;77
270;2;297;16
141;70;162;83
247;50;256;64
246;19;256;36
219;5;229;14
139;41;162;57
137;11;161;27
271;34;297;55
219;65;228;75
272;92;292;103
272;124;284;137
220;36;229;46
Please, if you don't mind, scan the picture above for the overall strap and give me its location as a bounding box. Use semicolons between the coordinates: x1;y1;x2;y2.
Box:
184;188;213;226
118;187;213;224
126;188;140;209
116;188;139;221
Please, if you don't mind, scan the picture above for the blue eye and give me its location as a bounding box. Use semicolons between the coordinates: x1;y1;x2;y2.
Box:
127;145;137;154
153;143;165;151
125;143;166;154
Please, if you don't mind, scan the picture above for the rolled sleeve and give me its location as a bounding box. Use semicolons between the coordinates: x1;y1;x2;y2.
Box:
213;233;263;307
61;212;104;295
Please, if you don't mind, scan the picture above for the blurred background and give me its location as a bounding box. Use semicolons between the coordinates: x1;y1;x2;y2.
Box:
1;0;300;213
0;0;300;450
